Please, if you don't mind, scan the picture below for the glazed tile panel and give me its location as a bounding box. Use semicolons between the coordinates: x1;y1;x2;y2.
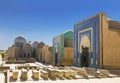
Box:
74;15;100;68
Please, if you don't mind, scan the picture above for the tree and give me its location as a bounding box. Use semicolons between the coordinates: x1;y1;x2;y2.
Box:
0;52;6;58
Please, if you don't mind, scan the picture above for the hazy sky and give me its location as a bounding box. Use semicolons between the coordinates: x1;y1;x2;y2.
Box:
0;0;120;50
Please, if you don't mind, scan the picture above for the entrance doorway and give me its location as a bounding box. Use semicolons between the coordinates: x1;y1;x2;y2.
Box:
80;35;90;67
55;53;58;66
81;46;89;67
28;53;30;58
40;53;42;62
55;48;58;66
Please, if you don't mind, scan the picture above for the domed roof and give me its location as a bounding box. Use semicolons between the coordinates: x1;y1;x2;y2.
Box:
38;42;45;48
14;36;26;47
23;42;32;53
32;41;38;49
15;36;26;43
32;41;38;45
32;41;38;46
23;42;32;49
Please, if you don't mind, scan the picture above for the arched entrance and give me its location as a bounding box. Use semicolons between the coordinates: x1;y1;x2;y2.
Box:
28;53;30;58
40;53;42;62
80;35;90;67
55;48;58;66
24;53;26;57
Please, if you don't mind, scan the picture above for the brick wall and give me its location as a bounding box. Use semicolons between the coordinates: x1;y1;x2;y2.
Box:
102;14;120;69
60;48;74;66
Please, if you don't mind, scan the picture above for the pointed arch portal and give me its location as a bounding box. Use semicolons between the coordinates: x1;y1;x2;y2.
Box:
80;35;90;67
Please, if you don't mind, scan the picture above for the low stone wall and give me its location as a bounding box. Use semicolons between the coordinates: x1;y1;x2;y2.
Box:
6;61;13;64
16;66;37;70
14;60;26;64
17;58;37;63
0;66;10;71
6;58;37;64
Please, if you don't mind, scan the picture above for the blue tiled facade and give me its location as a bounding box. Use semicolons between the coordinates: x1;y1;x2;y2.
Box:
53;35;62;66
74;15;100;69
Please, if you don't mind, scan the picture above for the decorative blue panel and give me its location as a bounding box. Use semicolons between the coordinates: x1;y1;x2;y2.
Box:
74;15;100;69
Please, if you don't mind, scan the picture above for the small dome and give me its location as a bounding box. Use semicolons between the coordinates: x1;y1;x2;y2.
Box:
23;43;32;51
32;41;38;49
38;42;45;48
14;36;26;47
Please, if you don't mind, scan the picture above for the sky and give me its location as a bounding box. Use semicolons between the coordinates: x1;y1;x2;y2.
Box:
0;0;120;50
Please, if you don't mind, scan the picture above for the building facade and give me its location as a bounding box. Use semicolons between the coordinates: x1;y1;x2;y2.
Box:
32;42;52;64
0;54;2;65
42;45;52;64
7;36;35;61
74;13;120;69
32;42;45;61
7;36;53;64
52;31;74;66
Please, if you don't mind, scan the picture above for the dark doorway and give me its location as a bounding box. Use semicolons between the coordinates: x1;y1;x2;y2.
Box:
55;53;58;66
28;53;30;58
33;49;36;58
40;53;42;62
81;46;89;67
24;53;26;57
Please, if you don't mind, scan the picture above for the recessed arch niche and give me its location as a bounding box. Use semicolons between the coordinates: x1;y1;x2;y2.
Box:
80;35;90;53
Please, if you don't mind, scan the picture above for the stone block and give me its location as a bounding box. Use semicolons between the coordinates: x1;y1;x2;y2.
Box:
98;69;110;76
78;68;87;75
41;70;48;79
87;68;98;77
21;69;28;80
47;68;57;79
63;70;70;78
12;70;18;80
32;70;39;79
68;70;77;77
71;67;87;75
56;70;64;78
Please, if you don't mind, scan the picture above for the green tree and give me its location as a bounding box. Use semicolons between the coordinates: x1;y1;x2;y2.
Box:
0;52;6;58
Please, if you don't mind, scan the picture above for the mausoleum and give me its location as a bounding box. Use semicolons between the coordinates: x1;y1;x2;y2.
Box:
53;31;74;66
74;13;120;69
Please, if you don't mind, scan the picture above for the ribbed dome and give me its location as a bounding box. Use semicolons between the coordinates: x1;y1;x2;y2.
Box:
14;36;26;47
23;42;32;51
